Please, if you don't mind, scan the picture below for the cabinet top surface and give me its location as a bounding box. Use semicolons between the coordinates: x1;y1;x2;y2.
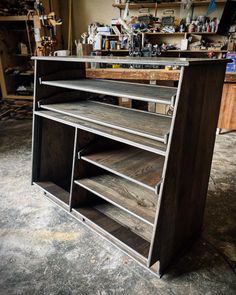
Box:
32;55;229;66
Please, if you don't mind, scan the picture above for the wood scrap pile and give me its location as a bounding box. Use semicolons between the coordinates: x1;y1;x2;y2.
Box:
0;99;32;121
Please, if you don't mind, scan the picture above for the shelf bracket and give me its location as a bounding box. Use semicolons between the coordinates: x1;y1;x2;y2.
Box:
171;94;176;107
155;180;162;196
77;138;99;159
164;133;169;145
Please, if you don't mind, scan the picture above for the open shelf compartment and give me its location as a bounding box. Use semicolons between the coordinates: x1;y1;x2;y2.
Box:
41;78;177;105
79;139;164;192
32;116;75;209
34;181;70;209
40;101;171;143
74;172;157;225
71;193;153;264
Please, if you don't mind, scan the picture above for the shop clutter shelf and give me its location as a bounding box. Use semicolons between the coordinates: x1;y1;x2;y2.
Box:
113;0;227;9
0;15;34;100
32;55;228;276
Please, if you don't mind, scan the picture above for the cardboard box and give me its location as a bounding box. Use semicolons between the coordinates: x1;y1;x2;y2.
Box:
226;52;236;72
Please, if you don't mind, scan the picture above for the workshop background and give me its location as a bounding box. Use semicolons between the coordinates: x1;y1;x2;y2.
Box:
0;0;236;294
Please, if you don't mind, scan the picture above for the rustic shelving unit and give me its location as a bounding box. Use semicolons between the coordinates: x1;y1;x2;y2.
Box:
0;15;34;100
31;55;228;276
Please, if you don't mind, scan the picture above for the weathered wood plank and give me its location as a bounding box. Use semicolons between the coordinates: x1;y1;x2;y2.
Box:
81;144;164;190
86;68;180;81
40;101;171;143
33;55;229;66
41;79;176;105
75;173;157;225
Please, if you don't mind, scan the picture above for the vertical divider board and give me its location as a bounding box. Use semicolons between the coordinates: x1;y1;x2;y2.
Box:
69;128;98;209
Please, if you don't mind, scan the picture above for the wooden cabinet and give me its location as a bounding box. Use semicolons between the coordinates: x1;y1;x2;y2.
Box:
31;56;227;276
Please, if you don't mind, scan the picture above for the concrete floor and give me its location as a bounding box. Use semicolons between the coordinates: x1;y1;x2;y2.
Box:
0;119;235;295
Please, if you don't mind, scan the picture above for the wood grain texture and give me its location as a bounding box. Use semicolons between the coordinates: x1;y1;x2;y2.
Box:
149;63;227;275
41;79;176;105
81;144;164;190
40;101;171;142
218;83;236;130
35;110;167;155
75;173;157;225
86;69;180;81
224;72;236;83
87;69;234;83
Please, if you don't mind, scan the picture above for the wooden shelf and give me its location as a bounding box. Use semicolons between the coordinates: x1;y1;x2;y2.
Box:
72;203;150;262
41;79;176;105
40;101;171;143
80;144;164;191
6;94;33;100
35;110;167;156
113;0;226;9
0;15;33;21
75;173;157;225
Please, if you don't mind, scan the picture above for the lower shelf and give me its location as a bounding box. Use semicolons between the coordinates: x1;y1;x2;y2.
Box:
34;181;70;210
74;173;157;225
71;202;150;264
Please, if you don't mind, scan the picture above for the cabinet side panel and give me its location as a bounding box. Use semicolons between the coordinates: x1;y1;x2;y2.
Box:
149;63;226;274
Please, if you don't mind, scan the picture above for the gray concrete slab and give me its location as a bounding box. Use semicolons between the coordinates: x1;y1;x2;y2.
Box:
0;120;235;295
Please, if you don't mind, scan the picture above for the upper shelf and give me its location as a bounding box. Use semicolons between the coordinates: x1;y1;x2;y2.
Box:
35;110;167;156
40;101;171;143
41;79;177;105
112;0;227;9
32;56;229;66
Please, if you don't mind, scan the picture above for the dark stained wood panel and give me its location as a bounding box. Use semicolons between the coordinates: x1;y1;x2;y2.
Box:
148;63;227;275
73;205;150;259
41;79;176;105
74;174;157;225
81;145;164;190
40;101;171;143
35;110;167;155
